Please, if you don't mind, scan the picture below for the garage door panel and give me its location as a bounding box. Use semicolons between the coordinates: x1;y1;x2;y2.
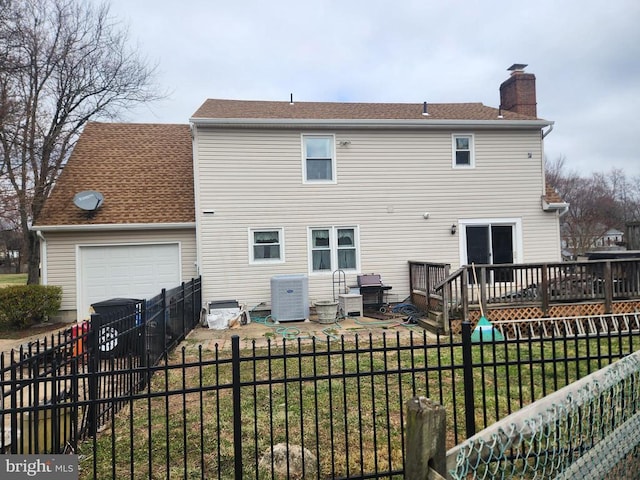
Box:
80;244;180;318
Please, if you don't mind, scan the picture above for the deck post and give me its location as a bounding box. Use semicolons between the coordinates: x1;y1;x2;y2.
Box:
541;265;549;315
442;281;450;332
480;266;488;318
424;263;430;309
604;261;613;314
408;262;416;305
424;263;429;294
461;267;469;322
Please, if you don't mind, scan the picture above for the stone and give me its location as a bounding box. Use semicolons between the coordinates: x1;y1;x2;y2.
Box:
258;443;317;480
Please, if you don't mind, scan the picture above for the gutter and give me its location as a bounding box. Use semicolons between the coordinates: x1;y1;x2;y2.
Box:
190;117;553;130
542;199;570;216
32;222;196;233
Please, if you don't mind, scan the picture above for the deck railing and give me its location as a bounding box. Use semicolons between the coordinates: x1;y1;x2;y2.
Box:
410;258;640;331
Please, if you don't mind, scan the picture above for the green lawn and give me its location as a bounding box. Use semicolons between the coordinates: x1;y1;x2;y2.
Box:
78;335;633;479
0;273;27;287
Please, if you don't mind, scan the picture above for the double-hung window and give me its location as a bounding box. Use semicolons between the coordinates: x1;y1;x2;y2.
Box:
303;134;336;183
452;134;474;168
309;226;358;273
249;228;284;264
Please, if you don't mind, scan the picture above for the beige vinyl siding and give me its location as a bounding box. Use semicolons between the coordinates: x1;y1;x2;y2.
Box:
42;228;197;320
195;127;561;308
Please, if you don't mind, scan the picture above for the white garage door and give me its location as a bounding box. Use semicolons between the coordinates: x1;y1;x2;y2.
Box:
79;244;181;318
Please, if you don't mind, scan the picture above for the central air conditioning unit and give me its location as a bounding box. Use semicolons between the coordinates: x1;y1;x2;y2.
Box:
271;274;309;322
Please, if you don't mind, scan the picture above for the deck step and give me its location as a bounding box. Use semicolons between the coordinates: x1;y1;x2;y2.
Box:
417;316;444;335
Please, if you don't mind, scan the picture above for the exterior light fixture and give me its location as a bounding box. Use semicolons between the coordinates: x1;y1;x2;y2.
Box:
450;224;457;235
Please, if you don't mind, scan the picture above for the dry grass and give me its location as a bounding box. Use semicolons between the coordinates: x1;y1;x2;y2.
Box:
77;335;632;479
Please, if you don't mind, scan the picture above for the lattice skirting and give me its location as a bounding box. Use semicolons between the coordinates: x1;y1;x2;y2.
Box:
449;301;640;335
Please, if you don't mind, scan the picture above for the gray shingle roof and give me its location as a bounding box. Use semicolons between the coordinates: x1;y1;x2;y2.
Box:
192;99;541;121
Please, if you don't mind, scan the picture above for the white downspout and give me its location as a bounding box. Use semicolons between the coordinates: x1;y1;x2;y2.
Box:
558;204;569;217
36;230;47;284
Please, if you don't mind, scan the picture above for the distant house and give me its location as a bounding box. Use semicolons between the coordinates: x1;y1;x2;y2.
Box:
563;226;626;257
594;228;624;248
34;65;566;322
0;230;23;273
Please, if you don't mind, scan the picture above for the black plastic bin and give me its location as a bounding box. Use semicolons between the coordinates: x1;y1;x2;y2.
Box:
91;298;144;357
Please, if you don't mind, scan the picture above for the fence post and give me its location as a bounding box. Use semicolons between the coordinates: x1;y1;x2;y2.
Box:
10;355;18;453
181;282;186;338
462;321;476;438
405;396;447;480
232;335;243;479
70;350;79;452
87;313;101;438
161;288;167;352
461;268;469;325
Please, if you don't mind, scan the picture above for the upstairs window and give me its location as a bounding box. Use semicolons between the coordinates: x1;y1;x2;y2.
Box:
303;135;335;183
452;134;474;168
250;228;283;263
309;226;358;273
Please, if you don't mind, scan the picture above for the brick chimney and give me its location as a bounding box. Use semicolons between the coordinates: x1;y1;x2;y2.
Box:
499;64;537;117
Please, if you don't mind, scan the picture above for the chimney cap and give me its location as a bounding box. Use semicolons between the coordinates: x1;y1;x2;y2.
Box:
507;63;528;72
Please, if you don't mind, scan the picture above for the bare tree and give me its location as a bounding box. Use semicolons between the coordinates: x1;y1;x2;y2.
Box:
544;155;566;192
0;192;21;273
0;0;162;283
546;157;640;256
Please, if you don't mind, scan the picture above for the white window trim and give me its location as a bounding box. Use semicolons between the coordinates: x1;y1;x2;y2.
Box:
301;133;337;184
307;226;360;275
457;218;523;266
452;133;475;169
249;227;285;264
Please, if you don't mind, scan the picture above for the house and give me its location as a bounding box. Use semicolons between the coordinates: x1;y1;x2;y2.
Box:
34;65;566;322
594;228;624;248
34;124;197;321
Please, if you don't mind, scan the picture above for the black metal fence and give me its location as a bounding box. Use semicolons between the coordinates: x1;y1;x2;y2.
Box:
0;277;201;455
2;306;639;478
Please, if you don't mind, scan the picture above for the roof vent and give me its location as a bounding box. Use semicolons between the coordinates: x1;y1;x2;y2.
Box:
422;101;429;116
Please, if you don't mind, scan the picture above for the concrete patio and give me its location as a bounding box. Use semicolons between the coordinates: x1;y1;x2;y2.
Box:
183;314;428;352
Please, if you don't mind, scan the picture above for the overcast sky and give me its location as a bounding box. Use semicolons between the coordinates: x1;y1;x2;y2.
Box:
103;0;640;177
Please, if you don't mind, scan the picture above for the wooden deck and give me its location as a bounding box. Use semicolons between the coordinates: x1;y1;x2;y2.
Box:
409;258;640;334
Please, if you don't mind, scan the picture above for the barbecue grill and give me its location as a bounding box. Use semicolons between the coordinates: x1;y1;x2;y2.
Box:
355;274;392;311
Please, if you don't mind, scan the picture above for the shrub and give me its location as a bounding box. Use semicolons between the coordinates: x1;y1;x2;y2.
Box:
0;285;62;329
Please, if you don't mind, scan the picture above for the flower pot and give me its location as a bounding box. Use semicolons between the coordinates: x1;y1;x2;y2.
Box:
313;300;338;324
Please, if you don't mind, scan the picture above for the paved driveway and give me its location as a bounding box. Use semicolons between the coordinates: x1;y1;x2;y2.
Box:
0;325;70;357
